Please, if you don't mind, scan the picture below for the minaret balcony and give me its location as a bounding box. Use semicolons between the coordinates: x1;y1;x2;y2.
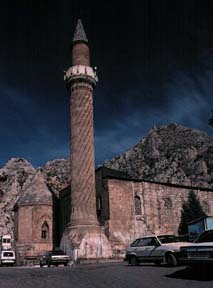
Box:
64;65;98;87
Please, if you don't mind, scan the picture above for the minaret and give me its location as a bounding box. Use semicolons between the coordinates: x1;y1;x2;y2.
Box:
61;19;112;260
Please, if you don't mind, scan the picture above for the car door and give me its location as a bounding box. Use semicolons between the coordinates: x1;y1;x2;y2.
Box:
142;237;160;258
133;237;157;260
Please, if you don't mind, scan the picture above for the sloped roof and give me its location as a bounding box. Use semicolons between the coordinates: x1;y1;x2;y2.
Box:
96;166;131;179
18;170;53;206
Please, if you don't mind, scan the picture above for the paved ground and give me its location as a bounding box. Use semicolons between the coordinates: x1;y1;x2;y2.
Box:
0;262;213;288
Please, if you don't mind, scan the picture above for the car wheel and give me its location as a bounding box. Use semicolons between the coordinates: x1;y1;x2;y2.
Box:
129;255;138;266
64;263;67;267
165;253;177;267
40;263;43;268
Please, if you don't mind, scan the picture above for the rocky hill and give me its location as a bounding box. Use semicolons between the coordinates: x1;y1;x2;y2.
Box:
0;158;36;237
103;124;213;188
42;158;70;197
1;123;213;237
0;157;70;237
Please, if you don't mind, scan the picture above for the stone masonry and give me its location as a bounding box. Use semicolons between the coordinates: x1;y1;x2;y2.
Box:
14;171;53;258
60;19;112;260
96;167;213;254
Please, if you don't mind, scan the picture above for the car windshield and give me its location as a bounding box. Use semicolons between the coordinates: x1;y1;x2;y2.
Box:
195;230;213;243
158;235;178;244
3;252;13;257
52;250;65;255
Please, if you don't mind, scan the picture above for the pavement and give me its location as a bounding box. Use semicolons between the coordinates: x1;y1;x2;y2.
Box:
0;262;212;288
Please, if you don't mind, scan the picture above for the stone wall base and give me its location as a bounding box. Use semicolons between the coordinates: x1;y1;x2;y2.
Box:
16;241;52;259
60;225;112;261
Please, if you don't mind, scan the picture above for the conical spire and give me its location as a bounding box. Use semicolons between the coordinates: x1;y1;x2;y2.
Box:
73;19;88;44
17;170;52;206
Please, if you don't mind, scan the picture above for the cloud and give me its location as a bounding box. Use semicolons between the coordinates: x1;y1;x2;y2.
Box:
164;70;212;130
0;85;35;114
94;63;213;166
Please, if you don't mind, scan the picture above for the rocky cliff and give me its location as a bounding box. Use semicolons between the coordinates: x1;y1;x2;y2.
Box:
0;158;36;237
104;124;213;188
42;158;70;197
1;124;213;237
0;157;70;237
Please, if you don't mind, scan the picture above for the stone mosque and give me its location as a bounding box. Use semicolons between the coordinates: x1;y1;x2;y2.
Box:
12;20;213;261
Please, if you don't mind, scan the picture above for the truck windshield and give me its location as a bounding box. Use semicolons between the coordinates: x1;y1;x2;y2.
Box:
195;231;213;243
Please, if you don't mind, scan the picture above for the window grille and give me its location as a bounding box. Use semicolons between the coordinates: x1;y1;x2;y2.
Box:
134;196;141;215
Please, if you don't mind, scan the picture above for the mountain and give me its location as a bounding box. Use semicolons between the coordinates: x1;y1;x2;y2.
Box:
0;157;70;237
42;158;70;196
1;123;213;237
103;124;213;188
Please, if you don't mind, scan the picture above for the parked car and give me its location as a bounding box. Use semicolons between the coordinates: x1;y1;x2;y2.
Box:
0;249;16;266
180;229;213;267
124;235;190;267
39;249;70;267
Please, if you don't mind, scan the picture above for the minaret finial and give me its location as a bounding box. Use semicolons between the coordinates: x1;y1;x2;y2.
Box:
73;19;88;44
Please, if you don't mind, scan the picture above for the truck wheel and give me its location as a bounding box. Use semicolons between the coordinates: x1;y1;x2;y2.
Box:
166;253;177;267
129;256;138;266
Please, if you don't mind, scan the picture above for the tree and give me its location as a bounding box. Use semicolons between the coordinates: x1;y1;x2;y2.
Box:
178;190;206;235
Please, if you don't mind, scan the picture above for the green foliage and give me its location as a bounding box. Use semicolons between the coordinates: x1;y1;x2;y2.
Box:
178;190;206;235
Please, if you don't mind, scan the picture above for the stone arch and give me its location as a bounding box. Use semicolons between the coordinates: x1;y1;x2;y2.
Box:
36;214;51;225
41;221;49;240
34;214;52;241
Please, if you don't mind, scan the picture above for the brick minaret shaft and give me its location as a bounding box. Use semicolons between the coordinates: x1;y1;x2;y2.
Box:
65;19;99;228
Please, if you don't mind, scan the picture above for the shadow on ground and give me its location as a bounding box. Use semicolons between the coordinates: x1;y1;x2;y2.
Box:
165;266;213;281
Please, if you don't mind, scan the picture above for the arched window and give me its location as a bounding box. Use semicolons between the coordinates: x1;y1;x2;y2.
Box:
134;196;141;215
41;221;49;240
164;198;172;209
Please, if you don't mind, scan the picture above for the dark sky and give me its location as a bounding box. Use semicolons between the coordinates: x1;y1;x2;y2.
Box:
1;0;213;168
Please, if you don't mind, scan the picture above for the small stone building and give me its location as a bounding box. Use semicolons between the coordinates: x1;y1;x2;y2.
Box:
14;171;54;258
